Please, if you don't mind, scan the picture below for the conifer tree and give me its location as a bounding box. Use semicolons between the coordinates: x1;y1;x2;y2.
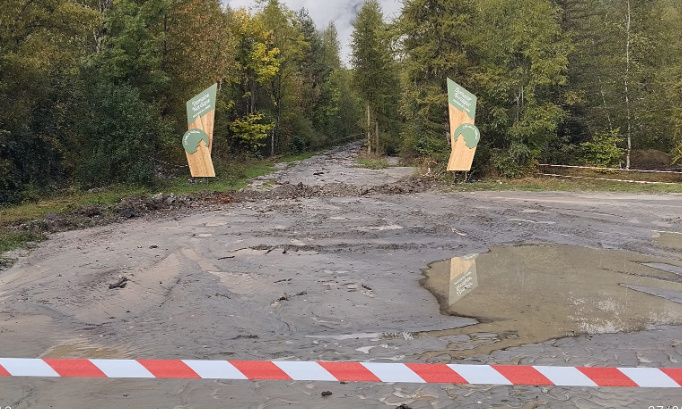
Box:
351;0;399;155
396;0;474;161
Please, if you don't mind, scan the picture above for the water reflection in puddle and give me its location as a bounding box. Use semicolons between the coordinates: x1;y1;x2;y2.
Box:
656;232;682;250
421;244;682;358
41;339;123;359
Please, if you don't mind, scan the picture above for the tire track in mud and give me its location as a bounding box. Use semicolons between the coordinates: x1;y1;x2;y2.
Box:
200;187;678;265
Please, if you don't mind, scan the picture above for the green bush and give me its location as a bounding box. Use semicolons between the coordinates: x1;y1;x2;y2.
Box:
77;82;159;187
673;109;682;165
580;129;624;168
282;114;320;152
491;142;533;178
229;113;273;153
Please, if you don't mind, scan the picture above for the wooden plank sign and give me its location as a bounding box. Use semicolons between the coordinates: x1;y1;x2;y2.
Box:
447;79;481;172
184;84;217;177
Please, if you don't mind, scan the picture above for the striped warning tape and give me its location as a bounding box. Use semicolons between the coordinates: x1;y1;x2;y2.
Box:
0;359;681;388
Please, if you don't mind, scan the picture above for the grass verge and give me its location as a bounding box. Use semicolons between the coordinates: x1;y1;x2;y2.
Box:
447;176;682;193
0;159;284;224
0;231;47;253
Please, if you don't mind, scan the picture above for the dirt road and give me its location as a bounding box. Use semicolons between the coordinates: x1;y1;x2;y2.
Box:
2;142;682;408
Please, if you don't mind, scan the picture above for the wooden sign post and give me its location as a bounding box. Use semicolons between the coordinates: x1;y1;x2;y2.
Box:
447;79;480;180
184;84;217;177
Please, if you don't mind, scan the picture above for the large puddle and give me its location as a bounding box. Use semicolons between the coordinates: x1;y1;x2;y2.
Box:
421;244;682;358
656;231;682;250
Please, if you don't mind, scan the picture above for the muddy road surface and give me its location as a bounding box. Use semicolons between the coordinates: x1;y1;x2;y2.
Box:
2;142;682;408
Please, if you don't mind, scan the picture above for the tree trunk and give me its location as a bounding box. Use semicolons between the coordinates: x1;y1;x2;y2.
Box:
366;102;371;155
271;129;275;157
273;107;280;157
625;0;632;169
93;0;113;53
598;77;613;132
375;118;380;155
274;77;283;156
162;13;167;68
515;85;524;123
250;78;256;115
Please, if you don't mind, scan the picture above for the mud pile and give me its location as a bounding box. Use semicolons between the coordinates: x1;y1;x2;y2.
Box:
234;178;434;201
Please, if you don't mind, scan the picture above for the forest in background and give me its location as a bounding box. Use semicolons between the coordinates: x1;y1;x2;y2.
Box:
1;0;681;204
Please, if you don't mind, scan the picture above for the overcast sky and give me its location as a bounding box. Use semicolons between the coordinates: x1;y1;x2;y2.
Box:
224;0;403;65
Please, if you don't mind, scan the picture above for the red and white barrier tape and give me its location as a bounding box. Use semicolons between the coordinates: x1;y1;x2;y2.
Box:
539;164;682;175
0;359;681;388
537;173;679;185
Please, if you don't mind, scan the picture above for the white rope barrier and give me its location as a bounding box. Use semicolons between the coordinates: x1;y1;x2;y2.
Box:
538;164;682;175
537;173;679;185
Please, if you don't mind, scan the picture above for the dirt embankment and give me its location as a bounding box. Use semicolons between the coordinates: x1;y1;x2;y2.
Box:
3;178;435;249
2;142;431;258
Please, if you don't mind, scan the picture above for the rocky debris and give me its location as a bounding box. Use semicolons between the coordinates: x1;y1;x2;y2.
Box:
200;191;233;204
276;291;307;302
78;206;103;218
0;257;14;269
321;391;333;397
234;178;434;202
108;277;129;290
121;193;194;214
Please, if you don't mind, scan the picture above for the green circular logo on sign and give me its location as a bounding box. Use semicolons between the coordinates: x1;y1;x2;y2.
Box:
182;129;210;154
454;123;481;149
